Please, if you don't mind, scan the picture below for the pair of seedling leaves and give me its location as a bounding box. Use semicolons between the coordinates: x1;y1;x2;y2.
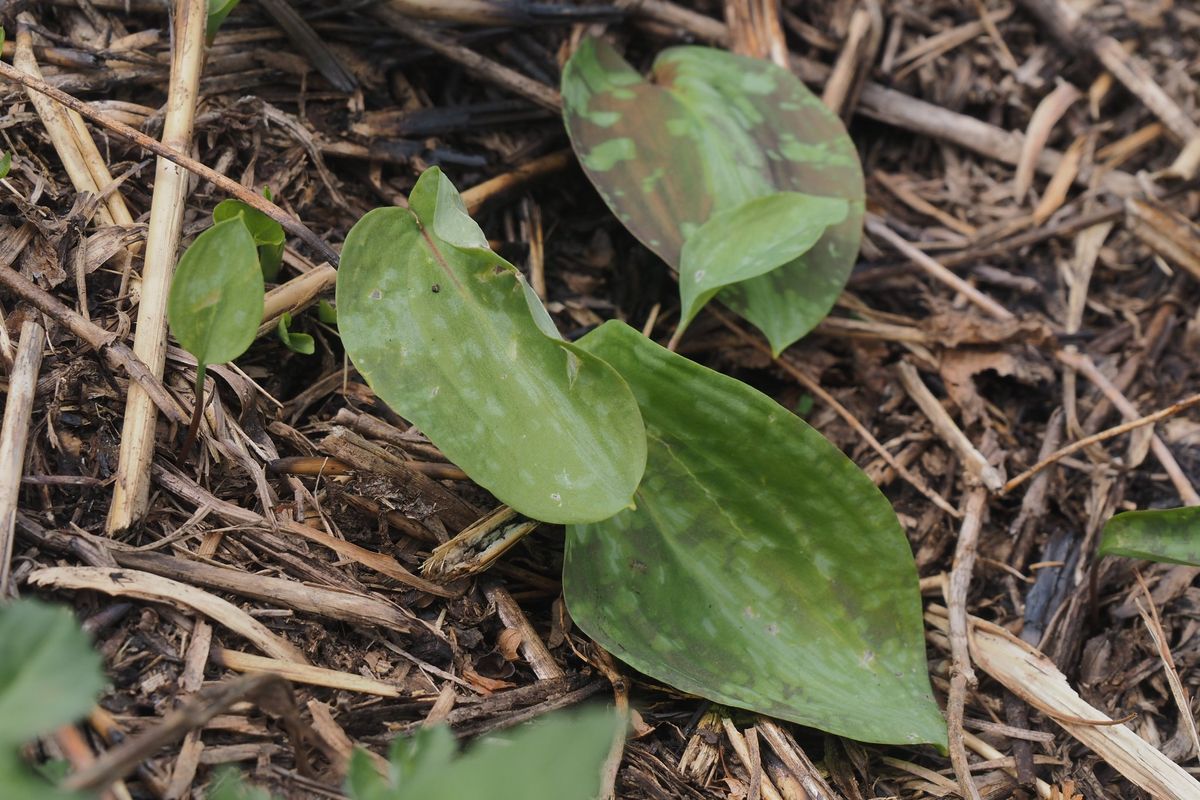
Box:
0;599;618;799
166;194;307;407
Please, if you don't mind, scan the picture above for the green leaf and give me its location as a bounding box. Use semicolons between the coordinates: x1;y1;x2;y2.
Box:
1100;505;1200;565
566;322;946;747
0;600;105;747
562;39;864;354
167;217;265;373
678;192;848;333
276;311;315;355
207;767;277;800
206;0;241;40
336;167;646;524
0;750;85;800
346;708;620;800
317;299;338;325
0;151;11;180
213;199;285;281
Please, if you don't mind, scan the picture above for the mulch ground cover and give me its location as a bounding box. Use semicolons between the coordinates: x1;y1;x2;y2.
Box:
3;0;1200;797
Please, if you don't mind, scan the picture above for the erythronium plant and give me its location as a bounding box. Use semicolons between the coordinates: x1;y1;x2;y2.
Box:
1100;505;1200;565
337;168;946;748
561;38;865;355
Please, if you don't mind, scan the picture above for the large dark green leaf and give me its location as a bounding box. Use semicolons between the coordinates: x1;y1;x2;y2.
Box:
562;39;864;354
0;600;105;746
166;217;264;372
1100;505;1200;565
566;322;946;747
346;708;620;800
337;168;646;524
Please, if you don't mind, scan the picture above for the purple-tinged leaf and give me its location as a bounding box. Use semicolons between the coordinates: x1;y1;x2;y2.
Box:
563;39;864;353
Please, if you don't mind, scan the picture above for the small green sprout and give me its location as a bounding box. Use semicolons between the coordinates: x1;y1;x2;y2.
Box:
317;299;338;325
276;311;314;355
213;196;285;281
167;215;265;455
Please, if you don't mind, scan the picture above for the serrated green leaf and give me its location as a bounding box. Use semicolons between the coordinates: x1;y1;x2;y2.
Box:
1100;505;1200;565
337;168;646;524
167;217;264;372
347;708;619;800
0;600;105;746
566;322;946;747
678;192;848;333
276;311;315;355
213;199;285;281
563;39;864;353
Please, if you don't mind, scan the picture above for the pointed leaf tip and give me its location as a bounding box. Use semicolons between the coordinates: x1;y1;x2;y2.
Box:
567;322;946;747
1100;505;1200;566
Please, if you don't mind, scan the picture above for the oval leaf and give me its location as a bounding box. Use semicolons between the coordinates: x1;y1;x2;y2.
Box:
562;39;865;354
213;199;285;281
167;217;264;369
679;192;848;332
566;321;946;747
1100;505;1200;565
0;600;105;746
337;167;646;524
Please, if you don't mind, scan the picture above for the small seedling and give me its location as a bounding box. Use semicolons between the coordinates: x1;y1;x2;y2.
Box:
166;215;264;455
276;311;314;355
213;194;285;281
0;151;11;180
317;298;338;325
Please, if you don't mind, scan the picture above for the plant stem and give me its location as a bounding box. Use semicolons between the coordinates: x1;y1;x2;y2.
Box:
179;365;206;460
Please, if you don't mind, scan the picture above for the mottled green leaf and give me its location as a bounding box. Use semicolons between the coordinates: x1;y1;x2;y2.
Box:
167;217;264;373
0;151;11;180
277;311;315;355
1100;505;1200;565
337;167;646;524
213;199;285;281
346;708;620;800
562;39;864;353
0;600;105;746
679;192;848;333
566;322;946;747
